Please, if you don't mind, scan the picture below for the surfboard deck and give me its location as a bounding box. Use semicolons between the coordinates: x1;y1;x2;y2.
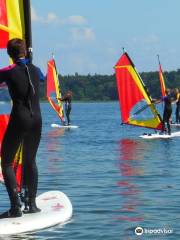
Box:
0;191;73;235
51;123;79;129
0;171;3;183
171;123;180;127
140;131;180;139
0;157;3;183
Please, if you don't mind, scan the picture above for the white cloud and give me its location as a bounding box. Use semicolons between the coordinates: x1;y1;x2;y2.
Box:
144;34;159;44
31;7;41;22
71;27;95;41
46;12;59;24
132;34;159;44
31;7;88;27
69;55;98;74
107;47;116;56
31;6;59;24
67;15;87;25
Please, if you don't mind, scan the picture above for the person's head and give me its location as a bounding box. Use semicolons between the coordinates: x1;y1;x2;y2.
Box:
67;90;72;96
165;88;171;95
174;88;179;94
7;38;26;61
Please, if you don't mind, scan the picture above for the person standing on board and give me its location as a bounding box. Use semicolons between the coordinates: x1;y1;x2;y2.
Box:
154;89;175;135
0;38;42;218
174;88;180;123
153;88;175;135
59;91;72;125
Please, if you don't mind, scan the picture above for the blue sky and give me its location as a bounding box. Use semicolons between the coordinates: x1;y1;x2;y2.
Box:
29;0;180;75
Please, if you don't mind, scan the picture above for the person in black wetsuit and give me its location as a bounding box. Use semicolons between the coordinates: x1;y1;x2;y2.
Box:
153;88;175;135
174;88;180;123
159;89;175;135
59;91;72;125
0;38;43;218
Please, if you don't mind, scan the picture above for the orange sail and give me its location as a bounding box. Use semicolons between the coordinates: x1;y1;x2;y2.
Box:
47;58;65;123
115;52;162;130
157;55;166;97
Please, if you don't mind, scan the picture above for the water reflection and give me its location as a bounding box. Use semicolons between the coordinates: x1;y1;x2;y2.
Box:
46;128;65;153
116;138;146;223
44;128;65;174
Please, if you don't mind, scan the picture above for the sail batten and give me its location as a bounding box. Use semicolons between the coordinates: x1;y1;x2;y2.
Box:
115;52;162;130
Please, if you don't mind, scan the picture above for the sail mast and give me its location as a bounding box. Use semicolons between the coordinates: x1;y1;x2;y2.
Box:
23;0;32;62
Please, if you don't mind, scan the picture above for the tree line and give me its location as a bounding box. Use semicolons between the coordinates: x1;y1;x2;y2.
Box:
1;69;180;101
48;69;180;101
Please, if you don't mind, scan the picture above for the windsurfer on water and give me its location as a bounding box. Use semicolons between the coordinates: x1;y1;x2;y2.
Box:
0;38;42;218
154;88;175;135
174;88;180;123
59;91;72;126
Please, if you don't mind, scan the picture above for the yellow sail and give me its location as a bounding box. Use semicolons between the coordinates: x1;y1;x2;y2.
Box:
0;0;25;48
0;0;31;191
47;58;65;123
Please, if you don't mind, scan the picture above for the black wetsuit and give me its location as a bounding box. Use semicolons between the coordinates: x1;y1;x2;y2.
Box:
162;94;172;134
62;95;72;125
175;93;180;123
0;59;42;208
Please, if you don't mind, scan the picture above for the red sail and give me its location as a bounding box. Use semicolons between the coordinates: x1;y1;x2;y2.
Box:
47;59;65;123
158;63;166;97
115;52;162;130
0;0;25;49
0;0;29;192
0;0;8;48
115;53;144;123
0;114;9;146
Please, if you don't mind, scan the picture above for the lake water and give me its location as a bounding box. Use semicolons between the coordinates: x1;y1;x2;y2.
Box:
0;102;180;239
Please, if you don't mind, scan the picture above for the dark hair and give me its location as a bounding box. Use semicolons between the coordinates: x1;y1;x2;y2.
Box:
67;90;72;96
165;88;171;95
7;38;26;60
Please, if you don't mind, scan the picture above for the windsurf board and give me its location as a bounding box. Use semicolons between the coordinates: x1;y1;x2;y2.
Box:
51;123;79;129
140;131;180;139
0;157;3;183
0;191;73;235
171;123;180;127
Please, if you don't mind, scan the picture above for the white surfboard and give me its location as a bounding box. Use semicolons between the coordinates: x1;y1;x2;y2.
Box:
0;170;3;183
51;123;79;129
140;131;180;139
0;191;73;235
171;123;180;127
0;157;3;183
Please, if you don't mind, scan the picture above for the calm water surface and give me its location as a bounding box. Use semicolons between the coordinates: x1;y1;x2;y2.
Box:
0;102;180;240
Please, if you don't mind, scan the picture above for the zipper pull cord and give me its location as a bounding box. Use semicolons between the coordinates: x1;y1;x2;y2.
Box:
25;64;35;95
25;64;35;116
